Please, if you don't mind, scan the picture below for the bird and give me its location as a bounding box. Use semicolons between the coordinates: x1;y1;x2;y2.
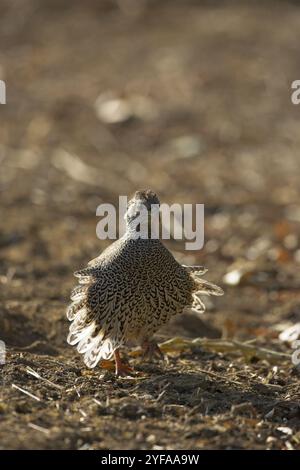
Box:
67;190;223;376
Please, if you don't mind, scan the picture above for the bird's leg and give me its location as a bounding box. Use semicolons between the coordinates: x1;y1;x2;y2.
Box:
141;339;165;362
114;349;134;377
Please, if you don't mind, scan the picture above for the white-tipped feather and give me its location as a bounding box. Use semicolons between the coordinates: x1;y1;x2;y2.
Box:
84;338;116;368
182;265;208;275
70;286;88;302
193;278;224;296
78;276;93;285
77;329;103;354
67;302;123;367
69;308;89;332
67;323;95;346
66;304;77;321
192;294;206;313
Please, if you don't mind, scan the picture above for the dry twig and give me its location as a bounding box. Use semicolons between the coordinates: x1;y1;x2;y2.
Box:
129;337;290;364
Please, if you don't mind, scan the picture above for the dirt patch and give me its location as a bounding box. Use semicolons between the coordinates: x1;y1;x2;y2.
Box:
1;0;300;450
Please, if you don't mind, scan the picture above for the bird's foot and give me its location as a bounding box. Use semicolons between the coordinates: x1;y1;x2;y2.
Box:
141;340;166;362
114;350;135;377
115;362;135;377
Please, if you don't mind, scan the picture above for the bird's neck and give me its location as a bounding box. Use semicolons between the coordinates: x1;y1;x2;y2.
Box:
125;212;160;240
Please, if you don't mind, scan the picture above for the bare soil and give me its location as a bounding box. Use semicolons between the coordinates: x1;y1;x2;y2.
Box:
1;0;300;450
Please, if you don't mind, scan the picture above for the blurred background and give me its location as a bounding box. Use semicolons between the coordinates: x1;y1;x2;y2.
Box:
1;0;300;335
1;0;300;450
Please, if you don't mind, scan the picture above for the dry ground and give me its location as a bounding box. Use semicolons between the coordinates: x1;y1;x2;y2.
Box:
1;0;300;450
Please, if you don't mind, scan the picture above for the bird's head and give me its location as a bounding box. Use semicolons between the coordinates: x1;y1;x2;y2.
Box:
125;190;160;236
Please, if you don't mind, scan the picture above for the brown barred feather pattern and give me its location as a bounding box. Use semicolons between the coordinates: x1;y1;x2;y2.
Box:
67;190;223;369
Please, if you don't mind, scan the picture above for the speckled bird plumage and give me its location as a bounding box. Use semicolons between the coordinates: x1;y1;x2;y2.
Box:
67;190;223;373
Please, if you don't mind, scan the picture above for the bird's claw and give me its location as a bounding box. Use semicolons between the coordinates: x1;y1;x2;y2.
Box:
114;350;135;377
115;362;135;377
